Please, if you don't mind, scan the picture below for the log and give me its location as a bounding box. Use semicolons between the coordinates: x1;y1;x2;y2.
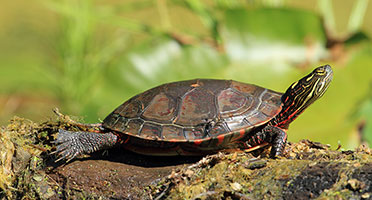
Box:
0;116;371;199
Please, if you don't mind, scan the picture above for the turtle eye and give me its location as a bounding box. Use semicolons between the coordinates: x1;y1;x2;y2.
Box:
314;67;326;75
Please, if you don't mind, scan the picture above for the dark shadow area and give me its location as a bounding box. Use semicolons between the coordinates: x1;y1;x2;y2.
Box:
89;147;204;167
46;146;203;169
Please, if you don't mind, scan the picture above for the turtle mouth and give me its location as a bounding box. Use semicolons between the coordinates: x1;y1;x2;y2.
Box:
323;65;333;83
315;65;333;98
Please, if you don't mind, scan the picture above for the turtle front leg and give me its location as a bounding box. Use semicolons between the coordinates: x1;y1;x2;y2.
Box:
52;129;118;162
265;126;287;158
245;126;287;158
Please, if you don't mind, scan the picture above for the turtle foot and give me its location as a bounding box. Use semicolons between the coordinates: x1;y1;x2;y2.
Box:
52;129;118;163
52;129;86;163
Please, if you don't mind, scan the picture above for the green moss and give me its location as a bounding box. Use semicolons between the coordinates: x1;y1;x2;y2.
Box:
166;156;310;199
1;113;372;199
156;141;372;199
0;110;85;199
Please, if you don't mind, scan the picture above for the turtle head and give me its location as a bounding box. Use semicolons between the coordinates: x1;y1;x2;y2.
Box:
274;65;333;129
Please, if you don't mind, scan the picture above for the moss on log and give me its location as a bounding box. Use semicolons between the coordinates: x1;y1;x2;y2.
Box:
0;113;371;199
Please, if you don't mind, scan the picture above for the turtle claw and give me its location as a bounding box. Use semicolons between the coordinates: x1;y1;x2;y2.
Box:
54;154;66;163
52;129;85;163
52;129;118;163
53;145;80;163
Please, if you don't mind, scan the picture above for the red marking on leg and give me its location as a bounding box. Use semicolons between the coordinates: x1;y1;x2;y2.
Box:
252;136;258;145
257;136;262;143
217;135;225;145
234;141;248;149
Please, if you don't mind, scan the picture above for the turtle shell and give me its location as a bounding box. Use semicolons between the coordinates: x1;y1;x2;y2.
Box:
103;79;282;149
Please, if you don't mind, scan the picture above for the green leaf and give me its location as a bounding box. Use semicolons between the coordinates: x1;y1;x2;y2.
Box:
108;37;228;89
317;0;336;35
344;31;371;47
96;37;228;121
222;8;327;65
347;0;369;34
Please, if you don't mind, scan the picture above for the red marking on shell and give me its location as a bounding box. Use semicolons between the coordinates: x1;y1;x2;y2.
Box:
231;81;263;95
194;139;203;145
142;93;176;122
141;123;162;139
217;135;225;145
104;79;283;146
158;97;168;102
176;87;216;126
218;89;246;113
162;126;185;140
160;109;171;116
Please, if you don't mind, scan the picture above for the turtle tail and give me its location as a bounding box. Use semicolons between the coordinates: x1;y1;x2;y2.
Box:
52;129;118;163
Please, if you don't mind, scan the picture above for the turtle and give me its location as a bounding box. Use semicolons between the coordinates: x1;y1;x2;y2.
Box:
53;65;333;162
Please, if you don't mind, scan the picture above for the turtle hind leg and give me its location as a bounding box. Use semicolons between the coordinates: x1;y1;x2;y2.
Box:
52;129;118;163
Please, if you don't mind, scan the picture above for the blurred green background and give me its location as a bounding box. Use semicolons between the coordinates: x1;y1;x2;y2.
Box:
1;0;372;150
